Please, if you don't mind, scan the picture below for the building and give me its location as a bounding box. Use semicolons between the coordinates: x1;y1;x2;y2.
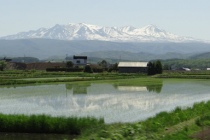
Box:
0;57;12;62
118;62;148;73
73;55;87;68
182;67;191;71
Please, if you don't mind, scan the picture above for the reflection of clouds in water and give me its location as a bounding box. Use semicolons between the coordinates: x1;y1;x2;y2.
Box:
0;80;210;123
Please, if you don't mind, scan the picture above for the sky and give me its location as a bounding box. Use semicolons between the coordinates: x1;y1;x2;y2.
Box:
0;0;210;40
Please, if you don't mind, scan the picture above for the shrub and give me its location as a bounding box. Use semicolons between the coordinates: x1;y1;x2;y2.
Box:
66;61;74;68
0;114;104;135
92;68;103;73
46;68;83;72
84;65;93;73
0;60;7;71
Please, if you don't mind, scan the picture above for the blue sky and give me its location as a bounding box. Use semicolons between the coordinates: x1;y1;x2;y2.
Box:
0;0;210;40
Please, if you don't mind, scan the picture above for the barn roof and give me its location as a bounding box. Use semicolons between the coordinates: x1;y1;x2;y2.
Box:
118;62;148;67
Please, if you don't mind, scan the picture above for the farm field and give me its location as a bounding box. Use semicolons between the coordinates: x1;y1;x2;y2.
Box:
1;71;210;139
0;78;210;123
1;77;210;139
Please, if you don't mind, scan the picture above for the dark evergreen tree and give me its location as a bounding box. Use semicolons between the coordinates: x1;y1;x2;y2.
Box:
147;60;163;75
155;60;163;74
147;62;154;75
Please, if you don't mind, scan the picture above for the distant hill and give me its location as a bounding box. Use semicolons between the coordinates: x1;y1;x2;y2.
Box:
188;52;210;59
1;39;210;59
65;56;130;64
78;51;190;61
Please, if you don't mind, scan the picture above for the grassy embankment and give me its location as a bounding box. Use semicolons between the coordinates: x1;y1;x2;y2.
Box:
1;101;210;139
155;70;210;79
77;101;210;140
2;70;210;139
0;70;148;85
0;114;104;135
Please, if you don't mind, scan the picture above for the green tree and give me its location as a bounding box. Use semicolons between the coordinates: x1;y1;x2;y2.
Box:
147;60;163;75
0;60;7;71
98;60;108;68
155;60;163;74
66;61;74;68
84;65;93;73
147;62;153;75
163;64;170;70
147;61;156;75
112;63;118;69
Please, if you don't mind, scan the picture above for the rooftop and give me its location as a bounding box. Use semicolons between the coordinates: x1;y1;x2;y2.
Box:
73;55;87;59
118;62;148;67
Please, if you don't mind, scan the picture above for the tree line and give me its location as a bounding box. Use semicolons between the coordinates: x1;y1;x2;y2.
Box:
147;60;163;75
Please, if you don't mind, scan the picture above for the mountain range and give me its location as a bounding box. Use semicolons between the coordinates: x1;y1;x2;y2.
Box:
1;39;210;59
0;23;206;43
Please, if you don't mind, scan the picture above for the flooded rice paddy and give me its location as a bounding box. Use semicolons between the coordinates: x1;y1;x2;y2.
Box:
1;78;210;124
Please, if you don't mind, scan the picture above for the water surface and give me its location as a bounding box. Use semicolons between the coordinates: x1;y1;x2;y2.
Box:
1;78;210;124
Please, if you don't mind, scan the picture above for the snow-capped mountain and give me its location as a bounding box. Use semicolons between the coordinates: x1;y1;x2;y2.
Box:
0;23;201;42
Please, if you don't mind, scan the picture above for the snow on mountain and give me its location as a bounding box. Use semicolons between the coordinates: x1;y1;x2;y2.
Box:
0;23;202;42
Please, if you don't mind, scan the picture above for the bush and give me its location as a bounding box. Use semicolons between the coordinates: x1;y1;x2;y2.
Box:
92;68;103;73
66;61;74;68
0;60;7;71
46;68;83;72
108;68;119;72
84;65;93;73
0;114;104;135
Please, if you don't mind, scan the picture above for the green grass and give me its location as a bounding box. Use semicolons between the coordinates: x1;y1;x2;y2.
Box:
155;71;210;79
0;114;104;135
0;70;148;85
76;101;210;140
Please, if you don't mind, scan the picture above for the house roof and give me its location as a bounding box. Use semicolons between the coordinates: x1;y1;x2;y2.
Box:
73;56;87;59
118;62;148;67
0;58;12;62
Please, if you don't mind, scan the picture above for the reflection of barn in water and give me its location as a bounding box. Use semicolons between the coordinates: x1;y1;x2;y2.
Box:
66;83;91;94
118;86;147;92
113;80;163;93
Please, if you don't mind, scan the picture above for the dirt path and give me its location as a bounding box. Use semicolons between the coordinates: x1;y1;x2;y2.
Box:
190;128;210;140
164;117;199;134
17;77;86;80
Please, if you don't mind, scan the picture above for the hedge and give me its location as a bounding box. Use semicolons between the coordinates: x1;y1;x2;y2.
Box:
46;68;83;72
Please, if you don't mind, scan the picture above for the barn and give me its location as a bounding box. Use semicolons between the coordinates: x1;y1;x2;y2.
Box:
118;62;148;73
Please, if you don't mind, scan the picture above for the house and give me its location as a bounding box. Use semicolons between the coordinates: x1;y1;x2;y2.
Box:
73;55;87;68
182;67;191;71
118;62;148;73
0;57;12;62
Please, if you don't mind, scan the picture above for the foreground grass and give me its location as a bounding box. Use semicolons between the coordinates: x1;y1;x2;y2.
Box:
1;99;210;139
0;114;104;135
77;101;210;140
